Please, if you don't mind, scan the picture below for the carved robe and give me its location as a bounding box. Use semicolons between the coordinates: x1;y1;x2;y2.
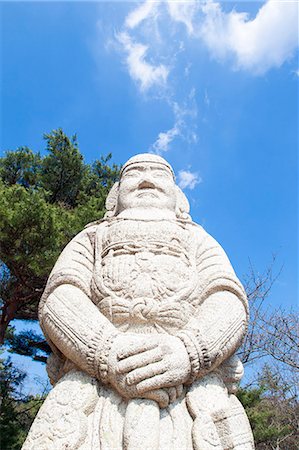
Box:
22;218;254;450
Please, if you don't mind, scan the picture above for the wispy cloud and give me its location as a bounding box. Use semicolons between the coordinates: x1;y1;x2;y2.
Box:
113;0;298;154
177;170;202;190
151;122;180;154
204;89;210;107
151;95;198;154
200;0;299;74
125;0;159;30
167;1;198;35
120;0;298;77
117;31;168;92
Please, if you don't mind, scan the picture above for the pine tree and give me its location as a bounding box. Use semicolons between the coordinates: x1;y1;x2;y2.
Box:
237;365;299;449
0;356;44;450
0;129;120;345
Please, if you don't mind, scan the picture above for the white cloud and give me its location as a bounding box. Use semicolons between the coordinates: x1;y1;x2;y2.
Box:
177;170;202;190
200;0;299;74
151;102;183;154
204;89;210;107
115;0;299;98
125;0;160;29
167;1;198;35
127;0;298;75
113;0;298;159
184;62;192;76
151;123;181;154
117;31;169;92
151;97;198;154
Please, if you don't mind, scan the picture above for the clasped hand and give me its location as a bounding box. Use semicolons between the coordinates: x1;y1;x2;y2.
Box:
107;333;191;407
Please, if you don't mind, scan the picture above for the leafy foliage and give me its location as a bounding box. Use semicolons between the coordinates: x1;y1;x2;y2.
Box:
0;147;41;188
5;326;50;363
237;260;299;449
0;356;45;450
238;365;299;449
0;129;120;342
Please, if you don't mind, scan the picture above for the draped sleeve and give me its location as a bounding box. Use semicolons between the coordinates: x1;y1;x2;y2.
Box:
39;225;97;309
177;225;248;382
38;222;117;382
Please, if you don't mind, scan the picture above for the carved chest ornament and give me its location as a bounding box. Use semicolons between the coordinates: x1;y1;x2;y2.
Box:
92;219;198;332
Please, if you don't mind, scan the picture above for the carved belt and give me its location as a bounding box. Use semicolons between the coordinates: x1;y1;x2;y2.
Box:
99;297;196;329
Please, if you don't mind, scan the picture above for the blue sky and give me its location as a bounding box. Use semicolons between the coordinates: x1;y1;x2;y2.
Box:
1;0;298;390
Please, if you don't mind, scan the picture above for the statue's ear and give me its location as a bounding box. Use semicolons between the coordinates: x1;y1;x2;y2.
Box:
175;185;191;221
105;182;119;218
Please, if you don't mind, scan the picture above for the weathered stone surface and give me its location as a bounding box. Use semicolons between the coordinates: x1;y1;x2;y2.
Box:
22;153;254;449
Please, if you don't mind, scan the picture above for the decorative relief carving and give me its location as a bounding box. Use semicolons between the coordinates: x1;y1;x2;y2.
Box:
22;153;254;449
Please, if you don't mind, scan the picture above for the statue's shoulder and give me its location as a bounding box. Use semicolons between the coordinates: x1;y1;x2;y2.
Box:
84;217;109;231
67;219;109;248
187;221;227;255
187;221;210;242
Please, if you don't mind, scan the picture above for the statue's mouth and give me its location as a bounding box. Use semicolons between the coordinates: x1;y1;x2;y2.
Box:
136;188;158;197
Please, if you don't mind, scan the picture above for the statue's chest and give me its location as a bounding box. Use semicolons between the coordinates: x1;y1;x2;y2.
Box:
97;221;196;302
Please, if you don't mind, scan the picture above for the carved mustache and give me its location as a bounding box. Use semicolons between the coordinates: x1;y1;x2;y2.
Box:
129;180;165;193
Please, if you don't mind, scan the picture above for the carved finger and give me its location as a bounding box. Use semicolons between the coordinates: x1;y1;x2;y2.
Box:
112;306;128;312
136;372;171;393
142;389;170;408
117;341;158;360
176;384;184;398
126;362;167;386
166;387;177;403
117;347;163;374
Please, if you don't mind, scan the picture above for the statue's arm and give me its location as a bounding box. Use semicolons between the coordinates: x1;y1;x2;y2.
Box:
177;228;248;383
39;225;117;382
177;291;247;382
41;283;117;382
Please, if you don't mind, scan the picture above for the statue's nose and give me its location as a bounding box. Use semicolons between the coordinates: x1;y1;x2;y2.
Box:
138;179;156;189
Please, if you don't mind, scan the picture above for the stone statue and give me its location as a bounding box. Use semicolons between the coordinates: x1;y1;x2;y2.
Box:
22;154;255;450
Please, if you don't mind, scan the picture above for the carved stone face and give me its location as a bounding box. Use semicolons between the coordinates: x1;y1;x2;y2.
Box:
117;162;177;213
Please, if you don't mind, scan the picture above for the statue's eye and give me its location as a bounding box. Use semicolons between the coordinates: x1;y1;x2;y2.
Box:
124;170;140;177
153;170;169;178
